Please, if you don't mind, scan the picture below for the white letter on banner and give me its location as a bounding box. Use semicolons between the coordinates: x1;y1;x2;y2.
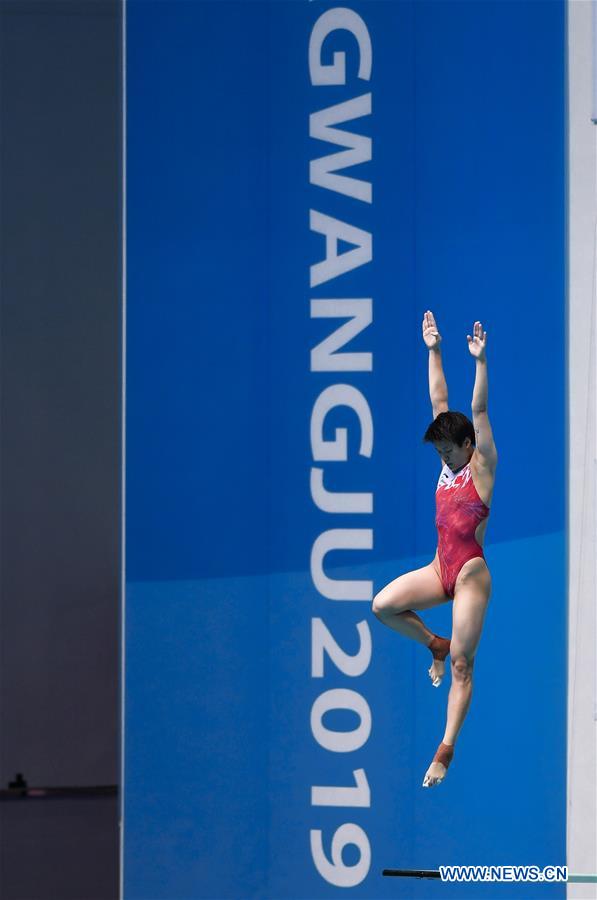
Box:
311;529;373;600
310;211;372;287
310;298;372;372
310;824;371;887
311;468;372;514
310;94;372;202
311;384;373;461
311;768;371;807
311;618;371;677
309;8;372;86
311;688;371;752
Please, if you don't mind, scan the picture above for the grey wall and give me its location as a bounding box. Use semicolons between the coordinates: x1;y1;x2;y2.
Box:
566;2;597;893
0;0;121;785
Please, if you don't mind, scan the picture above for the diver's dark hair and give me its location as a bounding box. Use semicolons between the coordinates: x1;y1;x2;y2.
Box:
422;410;475;447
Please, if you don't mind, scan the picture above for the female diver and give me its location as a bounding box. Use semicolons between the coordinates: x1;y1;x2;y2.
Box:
372;310;497;787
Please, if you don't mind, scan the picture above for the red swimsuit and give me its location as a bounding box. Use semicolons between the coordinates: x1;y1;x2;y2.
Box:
435;461;490;598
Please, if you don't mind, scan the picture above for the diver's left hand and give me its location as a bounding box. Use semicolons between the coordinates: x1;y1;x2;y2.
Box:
467;321;487;360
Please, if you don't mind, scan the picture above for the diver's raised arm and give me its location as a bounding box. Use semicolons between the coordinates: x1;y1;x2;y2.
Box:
423;310;448;418
468;320;488;412
468;321;497;467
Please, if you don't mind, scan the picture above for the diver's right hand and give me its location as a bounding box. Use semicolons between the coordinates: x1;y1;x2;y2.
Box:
422;310;442;350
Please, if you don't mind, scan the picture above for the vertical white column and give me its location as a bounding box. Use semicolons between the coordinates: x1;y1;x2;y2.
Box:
567;2;597;896
120;2;127;898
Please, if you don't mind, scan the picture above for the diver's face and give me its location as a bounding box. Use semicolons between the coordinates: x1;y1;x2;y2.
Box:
434;439;470;470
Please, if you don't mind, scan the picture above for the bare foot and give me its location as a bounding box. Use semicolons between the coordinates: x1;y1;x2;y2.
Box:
422;741;454;787
422;761;447;787
427;635;450;687
428;657;445;687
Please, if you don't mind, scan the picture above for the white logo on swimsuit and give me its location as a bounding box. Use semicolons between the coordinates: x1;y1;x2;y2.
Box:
437;462;471;492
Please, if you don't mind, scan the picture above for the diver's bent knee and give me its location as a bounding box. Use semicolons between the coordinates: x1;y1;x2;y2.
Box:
372;591;406;617
371;594;389;617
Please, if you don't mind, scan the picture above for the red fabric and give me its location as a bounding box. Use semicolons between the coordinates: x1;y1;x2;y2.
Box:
428;635;450;660
432;741;454;768
435;461;490;598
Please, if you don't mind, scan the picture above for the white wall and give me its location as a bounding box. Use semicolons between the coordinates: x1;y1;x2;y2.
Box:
567;2;597;896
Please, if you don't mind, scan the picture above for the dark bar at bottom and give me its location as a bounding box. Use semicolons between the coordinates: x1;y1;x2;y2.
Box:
382;869;441;879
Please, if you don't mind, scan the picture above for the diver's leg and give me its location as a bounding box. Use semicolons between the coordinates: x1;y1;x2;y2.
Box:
422;559;491;787
372;554;452;687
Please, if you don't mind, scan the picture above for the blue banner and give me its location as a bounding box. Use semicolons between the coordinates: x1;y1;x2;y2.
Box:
123;2;567;897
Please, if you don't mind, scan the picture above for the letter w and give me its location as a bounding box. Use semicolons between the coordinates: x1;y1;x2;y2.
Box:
310;94;372;202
